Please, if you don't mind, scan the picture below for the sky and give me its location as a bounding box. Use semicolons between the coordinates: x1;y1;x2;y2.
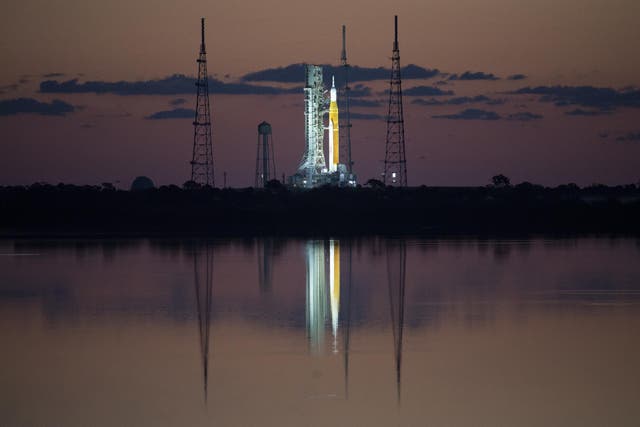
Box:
1;0;639;187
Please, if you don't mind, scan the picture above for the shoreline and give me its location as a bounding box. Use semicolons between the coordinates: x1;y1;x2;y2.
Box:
2;184;639;236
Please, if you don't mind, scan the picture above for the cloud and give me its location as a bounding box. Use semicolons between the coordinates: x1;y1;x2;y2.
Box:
403;86;454;96
565;108;612;116
448;71;500;81
340;98;382;108
169;98;187;106
430;108;541;121
42;72;65;78
507;74;527;80
349;112;384;121
241;63;440;84
510;86;640;110
40;74;300;96
432;108;501;120
349;84;373;97
145;108;195;120
506;112;543;121
411;95;504;106
615;132;640;142
0;98;75;116
0;84;19;92
94;111;131;118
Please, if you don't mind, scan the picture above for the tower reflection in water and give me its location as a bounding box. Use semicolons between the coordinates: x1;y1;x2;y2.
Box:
304;239;404;402
257;238;274;293
193;244;214;403
305;240;329;355
191;239;405;403
387;240;407;405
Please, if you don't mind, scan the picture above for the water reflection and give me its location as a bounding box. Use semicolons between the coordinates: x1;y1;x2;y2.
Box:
304;240;345;354
257;239;273;293
305;240;328;354
343;242;353;399
193;245;213;402
2;237;640;426
387;240;406;404
303;238;404;403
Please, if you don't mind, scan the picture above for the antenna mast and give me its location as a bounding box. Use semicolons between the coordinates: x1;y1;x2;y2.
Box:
341;25;353;174
190;17;215;186
383;15;407;186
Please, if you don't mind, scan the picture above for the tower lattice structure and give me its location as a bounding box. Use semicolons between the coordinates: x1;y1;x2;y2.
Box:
340;25;353;174
384;15;407;186
298;65;326;187
190;18;214;186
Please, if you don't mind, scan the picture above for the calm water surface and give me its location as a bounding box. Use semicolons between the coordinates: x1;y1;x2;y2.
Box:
1;237;640;426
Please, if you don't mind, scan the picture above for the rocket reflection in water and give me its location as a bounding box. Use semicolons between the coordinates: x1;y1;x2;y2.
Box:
304;239;404;402
305;240;341;354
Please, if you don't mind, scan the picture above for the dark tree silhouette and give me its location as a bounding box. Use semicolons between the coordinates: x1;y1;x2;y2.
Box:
265;179;284;190
1;182;639;235
183;180;201;190
365;178;385;189
491;174;511;187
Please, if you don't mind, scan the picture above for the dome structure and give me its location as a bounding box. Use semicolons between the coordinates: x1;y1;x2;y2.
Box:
130;176;155;191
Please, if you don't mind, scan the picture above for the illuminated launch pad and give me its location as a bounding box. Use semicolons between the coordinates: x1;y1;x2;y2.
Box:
289;27;357;188
289;65;357;188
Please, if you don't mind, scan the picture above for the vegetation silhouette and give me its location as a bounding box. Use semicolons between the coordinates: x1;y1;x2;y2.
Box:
1;181;639;236
491;174;511;187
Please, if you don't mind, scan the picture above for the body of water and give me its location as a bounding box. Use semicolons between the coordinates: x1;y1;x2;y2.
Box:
1;237;639;426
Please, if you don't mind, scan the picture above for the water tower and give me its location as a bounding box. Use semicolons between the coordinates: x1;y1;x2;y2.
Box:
255;121;276;187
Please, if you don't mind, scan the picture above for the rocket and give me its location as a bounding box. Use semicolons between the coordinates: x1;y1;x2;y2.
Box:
328;76;339;172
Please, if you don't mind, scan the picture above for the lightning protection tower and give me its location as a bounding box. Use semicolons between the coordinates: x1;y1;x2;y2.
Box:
383;15;408;186
190;18;215;186
341;25;353;174
255;121;276;187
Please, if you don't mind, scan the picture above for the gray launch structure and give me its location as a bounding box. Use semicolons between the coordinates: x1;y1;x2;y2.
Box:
289;64;357;188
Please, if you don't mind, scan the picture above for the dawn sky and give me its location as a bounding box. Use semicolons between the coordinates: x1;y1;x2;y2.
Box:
1;0;639;187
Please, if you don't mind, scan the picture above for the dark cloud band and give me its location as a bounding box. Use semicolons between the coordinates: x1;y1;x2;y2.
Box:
403;86;454;96
431;108;542;121
412;95;504;106
432;108;501;120
40;74;300;96
145;108;196;120
510;86;640;110
0;98;75;116
242;63;440;84
448;71;500;81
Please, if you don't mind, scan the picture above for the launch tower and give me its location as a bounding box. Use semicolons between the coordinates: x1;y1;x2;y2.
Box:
298;65;327;187
383;15;408;186
190;18;215;186
290;63;357;188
